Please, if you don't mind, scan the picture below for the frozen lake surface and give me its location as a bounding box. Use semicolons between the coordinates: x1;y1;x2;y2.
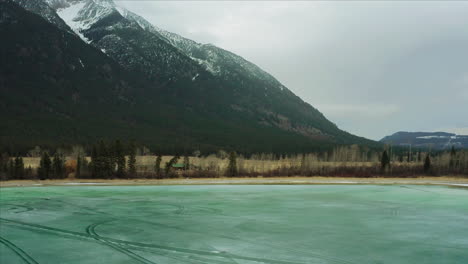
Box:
1;185;467;263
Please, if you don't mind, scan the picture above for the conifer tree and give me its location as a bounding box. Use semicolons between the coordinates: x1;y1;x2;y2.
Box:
451;146;456;157
7;159;14;178
14;156;24;179
128;142;137;177
115;140;126;178
76;155;82;178
90;145;98;178
52;152;64;179
424;154;432;174
154;154;162;177
98;141;112;179
38;152;51;180
449;146;456;170
183;155;190;171
19;157;24;178
226;151;238;177
0;153;9;180
381;150;390;172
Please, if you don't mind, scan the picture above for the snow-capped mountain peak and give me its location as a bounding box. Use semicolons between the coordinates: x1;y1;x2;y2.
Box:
53;0;119;42
31;0;289;93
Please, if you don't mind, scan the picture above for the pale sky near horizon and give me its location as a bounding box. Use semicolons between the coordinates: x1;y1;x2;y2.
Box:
118;0;468;140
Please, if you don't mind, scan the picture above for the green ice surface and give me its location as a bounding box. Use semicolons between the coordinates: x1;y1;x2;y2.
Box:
0;185;467;264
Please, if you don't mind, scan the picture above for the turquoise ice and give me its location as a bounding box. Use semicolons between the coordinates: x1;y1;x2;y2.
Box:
1;185;467;263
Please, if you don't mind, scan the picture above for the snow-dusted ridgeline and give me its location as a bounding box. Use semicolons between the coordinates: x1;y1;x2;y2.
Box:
46;0;289;93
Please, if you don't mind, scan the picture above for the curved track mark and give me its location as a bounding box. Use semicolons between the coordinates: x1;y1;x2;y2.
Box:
0;236;39;264
106;237;304;264
0;218;350;264
2;204;34;214
85;222;156;264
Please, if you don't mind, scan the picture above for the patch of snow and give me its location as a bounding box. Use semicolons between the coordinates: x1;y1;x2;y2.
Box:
190;56;220;74
416;136;450;139
114;6;127;17
78;58;84;68
56;2;91;43
101;48;107;54
192;73;199;81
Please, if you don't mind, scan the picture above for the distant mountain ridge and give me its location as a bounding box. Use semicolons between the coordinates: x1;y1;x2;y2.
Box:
380;132;468;150
1;0;377;153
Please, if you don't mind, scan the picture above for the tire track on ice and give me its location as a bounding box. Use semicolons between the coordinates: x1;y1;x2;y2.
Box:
86;222;156;264
2;204;34;214
1;218;306;264
0;236;39;264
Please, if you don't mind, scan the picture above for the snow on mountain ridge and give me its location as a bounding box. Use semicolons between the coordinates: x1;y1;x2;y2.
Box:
30;0;288;93
115;5;288;91
53;0;126;43
381;131;468;149
12;0;72;33
55;2;89;42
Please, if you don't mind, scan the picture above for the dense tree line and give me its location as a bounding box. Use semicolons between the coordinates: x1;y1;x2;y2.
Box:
81;140;134;179
1;143;467;181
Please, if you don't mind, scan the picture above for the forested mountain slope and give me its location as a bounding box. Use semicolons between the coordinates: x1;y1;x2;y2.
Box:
1;0;377;153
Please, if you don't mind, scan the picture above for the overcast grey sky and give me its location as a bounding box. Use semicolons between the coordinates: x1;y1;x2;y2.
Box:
119;1;468;140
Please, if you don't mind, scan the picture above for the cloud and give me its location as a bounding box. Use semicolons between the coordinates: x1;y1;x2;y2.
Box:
316;104;399;119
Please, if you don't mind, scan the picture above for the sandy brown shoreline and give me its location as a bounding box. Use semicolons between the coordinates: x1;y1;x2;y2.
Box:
1;176;468;188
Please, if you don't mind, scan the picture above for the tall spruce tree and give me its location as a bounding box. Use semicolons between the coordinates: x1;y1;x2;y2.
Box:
226;151;238;177
90;145;98;178
154;155;162;177
0;154;9;180
115;140;126;178
128;142;137;177
424;154;432;174
183;155;190;171
7;159;14;178
38;152;52;180
450;146;456;156
52;152;65;179
98;141;112;179
76;155;82;178
381;150;390;172
14;156;25;179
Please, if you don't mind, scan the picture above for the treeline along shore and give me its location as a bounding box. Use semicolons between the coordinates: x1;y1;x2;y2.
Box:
1;141;467;181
